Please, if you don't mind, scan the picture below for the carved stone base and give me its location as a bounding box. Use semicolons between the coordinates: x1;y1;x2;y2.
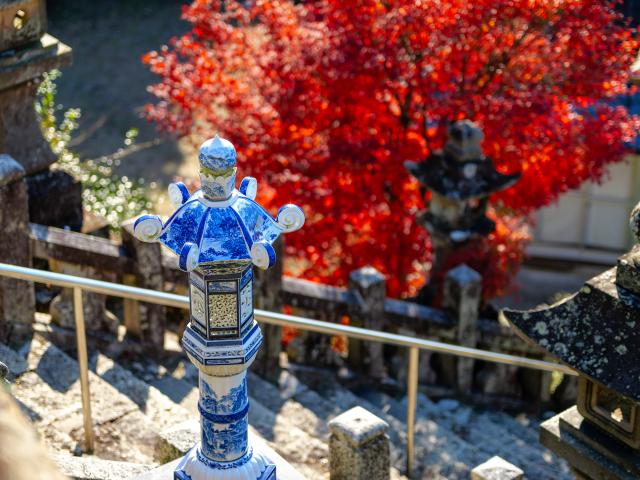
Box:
174;445;276;480
132;429;302;480
540;406;640;480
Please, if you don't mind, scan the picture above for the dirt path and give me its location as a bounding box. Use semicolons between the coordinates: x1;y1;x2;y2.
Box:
47;0;199;187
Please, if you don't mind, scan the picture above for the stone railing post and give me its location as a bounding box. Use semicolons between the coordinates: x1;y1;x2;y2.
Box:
348;266;386;380
122;219;166;351
132;136;305;480
443;264;481;395
329;406;390;480
0;155;35;342
253;236;284;381
470;456;523;480
48;260;116;334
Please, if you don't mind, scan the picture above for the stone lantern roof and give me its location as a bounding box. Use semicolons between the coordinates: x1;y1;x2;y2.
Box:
501;203;640;402
405;120;520;201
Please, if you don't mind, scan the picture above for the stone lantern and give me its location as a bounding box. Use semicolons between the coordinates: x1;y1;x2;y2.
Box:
501;203;640;479
0;0;82;238
0;0;71;177
405;120;520;303
133;136;305;480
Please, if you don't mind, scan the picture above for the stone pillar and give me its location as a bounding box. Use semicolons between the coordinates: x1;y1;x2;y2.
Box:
329;406;390;480
48;260;117;334
253;237;284;381
198;371;250;462
477;363;520;398
25;169;83;231
348;267;386;379
443;264;481;395
122;219;166;352
470;456;523;480
520;366;552;412
0;155;35;342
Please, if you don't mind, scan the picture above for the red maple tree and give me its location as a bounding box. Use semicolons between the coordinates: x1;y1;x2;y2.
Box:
143;0;638;299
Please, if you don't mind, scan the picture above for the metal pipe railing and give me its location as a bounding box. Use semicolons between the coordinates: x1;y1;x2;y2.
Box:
73;288;94;453
406;347;419;477
252;309;575;373
0;262;576;476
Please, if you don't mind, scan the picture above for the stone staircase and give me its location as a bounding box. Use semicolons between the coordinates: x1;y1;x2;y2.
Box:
1;334;189;466
1;334;571;480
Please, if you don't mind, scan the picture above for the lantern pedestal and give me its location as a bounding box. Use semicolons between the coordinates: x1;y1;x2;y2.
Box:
541;406;640;480
173;355;277;480
174;445;276;480
175;267;276;480
134;429;301;480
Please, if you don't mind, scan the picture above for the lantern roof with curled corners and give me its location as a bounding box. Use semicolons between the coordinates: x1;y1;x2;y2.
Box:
501;202;640;402
133;137;304;272
405;120;520;201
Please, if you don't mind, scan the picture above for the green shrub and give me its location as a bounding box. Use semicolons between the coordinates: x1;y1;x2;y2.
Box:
36;70;152;229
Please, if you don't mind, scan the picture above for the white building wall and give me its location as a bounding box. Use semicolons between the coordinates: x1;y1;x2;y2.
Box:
534;156;640;252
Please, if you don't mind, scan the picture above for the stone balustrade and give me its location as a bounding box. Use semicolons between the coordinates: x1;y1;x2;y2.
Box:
0;217;549;405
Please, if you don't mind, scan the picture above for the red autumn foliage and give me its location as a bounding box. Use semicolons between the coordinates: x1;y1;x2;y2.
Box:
144;0;639;300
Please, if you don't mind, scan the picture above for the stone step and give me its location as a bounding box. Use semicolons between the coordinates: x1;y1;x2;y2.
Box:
419;396;570;479
90;352;193;434
248;398;329;479
247;369;406;478
363;389;572;480
141;427;307;480
462;409;571;479
16;327;565;480
324;382;477;479
5;335;163;464
53;453;153;480
249;366;473;479
24;342;322;478
79;339;467;479
482;408;544;449
151;362;413;479
278;364;569;480
155;360;473;479
135;358;330;479
247;370;335;440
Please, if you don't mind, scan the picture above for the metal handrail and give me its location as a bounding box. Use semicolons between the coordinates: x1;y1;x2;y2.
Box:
0;262;576;477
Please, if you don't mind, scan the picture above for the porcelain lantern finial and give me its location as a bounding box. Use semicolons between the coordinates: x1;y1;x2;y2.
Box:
198;136;238;200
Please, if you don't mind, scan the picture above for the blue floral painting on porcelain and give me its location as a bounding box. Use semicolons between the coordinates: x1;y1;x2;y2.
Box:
134;136;304;272
132;136;302;480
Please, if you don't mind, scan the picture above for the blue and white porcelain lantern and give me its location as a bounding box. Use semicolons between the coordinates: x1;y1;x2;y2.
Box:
133;136;304;480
